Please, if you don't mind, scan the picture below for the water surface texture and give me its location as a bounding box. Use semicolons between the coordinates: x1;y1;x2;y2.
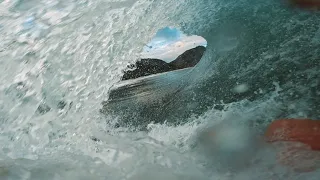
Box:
0;0;320;179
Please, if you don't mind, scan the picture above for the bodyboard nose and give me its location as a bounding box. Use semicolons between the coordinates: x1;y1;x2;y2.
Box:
265;119;320;172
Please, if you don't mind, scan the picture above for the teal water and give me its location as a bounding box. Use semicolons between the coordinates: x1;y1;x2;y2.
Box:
0;0;319;179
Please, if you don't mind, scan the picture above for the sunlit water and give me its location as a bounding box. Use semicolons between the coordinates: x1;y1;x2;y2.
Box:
1;0;320;179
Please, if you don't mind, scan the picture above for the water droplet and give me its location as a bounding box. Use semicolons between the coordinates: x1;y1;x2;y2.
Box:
233;83;249;93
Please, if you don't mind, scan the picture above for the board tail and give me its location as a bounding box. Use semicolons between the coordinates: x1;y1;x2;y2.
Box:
265;119;320;172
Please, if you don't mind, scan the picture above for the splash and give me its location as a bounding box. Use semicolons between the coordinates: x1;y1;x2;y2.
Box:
0;0;319;179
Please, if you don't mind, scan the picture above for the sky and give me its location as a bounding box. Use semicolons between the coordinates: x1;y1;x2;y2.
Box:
141;27;207;63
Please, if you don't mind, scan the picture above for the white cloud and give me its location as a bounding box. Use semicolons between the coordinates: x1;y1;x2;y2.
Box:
141;35;207;63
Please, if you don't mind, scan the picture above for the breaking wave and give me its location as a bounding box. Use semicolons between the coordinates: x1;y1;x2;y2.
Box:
0;0;319;179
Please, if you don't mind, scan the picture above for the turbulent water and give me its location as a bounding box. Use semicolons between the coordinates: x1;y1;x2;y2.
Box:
0;0;320;179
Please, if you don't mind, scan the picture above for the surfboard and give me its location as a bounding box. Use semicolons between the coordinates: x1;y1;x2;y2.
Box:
265;118;320;150
265;118;320;172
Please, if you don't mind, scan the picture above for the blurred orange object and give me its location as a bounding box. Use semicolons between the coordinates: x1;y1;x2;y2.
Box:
275;141;320;172
265;119;320;150
265;119;320;172
289;0;320;9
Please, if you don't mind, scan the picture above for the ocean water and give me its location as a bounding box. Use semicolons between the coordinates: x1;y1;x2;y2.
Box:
0;0;320;179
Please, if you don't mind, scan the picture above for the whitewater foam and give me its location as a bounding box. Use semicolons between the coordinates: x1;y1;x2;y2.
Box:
1;0;320;179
